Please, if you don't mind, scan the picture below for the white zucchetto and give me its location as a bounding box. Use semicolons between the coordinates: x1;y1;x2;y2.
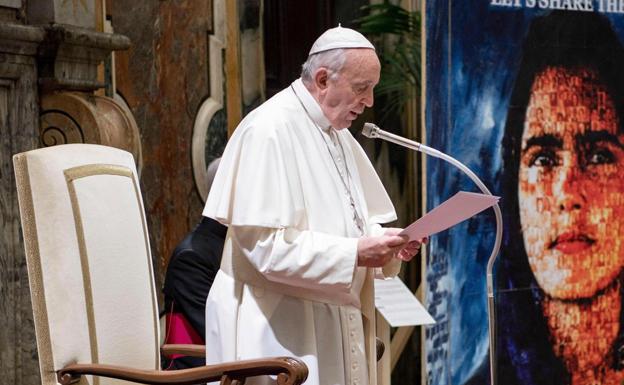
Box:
308;25;375;56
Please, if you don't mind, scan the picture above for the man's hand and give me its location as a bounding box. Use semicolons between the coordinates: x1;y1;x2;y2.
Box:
357;228;427;267
384;228;427;262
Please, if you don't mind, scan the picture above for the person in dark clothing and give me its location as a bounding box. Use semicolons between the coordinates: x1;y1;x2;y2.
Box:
162;216;227;369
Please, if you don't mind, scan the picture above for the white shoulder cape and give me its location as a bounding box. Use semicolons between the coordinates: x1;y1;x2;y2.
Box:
203;79;396;231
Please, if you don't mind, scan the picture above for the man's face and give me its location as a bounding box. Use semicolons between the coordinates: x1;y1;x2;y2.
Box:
317;49;381;129
518;66;624;300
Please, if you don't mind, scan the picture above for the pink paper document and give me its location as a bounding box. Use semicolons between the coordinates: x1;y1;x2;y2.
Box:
400;191;500;241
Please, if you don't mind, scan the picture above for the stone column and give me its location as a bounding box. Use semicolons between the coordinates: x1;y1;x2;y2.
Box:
0;18;45;385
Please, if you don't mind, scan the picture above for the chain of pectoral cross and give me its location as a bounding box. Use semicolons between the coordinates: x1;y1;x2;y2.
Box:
324;128;366;236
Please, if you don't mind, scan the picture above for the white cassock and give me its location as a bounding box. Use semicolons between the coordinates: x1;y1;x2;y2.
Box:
203;78;399;385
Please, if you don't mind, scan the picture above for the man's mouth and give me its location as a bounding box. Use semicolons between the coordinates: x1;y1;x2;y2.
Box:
549;232;596;254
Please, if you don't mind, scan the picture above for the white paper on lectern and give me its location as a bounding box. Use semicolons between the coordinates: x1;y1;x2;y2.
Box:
374;277;435;327
400;191;500;242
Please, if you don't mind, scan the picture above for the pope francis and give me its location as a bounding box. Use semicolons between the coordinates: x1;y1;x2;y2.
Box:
202;26;423;385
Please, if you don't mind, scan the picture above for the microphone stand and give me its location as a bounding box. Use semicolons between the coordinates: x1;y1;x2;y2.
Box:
362;123;501;385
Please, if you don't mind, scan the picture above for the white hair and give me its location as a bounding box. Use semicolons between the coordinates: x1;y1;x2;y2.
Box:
300;48;347;84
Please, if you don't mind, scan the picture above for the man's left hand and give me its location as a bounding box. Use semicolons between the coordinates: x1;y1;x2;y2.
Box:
384;228;427;262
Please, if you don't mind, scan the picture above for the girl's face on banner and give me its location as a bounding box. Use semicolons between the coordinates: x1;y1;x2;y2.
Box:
518;67;624;300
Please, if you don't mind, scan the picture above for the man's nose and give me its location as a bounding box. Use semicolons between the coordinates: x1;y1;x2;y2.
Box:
362;89;374;108
554;164;586;212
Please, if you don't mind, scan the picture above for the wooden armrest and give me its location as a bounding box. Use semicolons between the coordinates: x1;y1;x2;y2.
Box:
161;344;206;358
57;357;308;385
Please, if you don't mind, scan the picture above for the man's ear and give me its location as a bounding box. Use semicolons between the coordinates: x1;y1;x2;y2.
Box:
314;68;330;90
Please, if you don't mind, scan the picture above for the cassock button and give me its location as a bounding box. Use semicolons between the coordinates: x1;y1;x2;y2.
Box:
352;362;358;370
349;314;355;321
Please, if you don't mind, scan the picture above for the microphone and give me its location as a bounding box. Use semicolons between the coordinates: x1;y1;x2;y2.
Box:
362;122;502;385
362;123;424;153
361;122;381;138
362;123;448;158
362;122;493;191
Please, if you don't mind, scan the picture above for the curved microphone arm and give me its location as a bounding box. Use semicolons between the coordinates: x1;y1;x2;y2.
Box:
362;122;501;385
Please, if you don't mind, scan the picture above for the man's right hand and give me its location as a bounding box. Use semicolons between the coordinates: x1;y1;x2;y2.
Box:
356;234;408;267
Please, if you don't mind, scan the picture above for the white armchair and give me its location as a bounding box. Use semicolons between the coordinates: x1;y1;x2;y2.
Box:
13;144;307;385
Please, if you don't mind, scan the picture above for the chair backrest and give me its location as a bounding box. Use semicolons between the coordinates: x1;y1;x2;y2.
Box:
14;144;160;385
